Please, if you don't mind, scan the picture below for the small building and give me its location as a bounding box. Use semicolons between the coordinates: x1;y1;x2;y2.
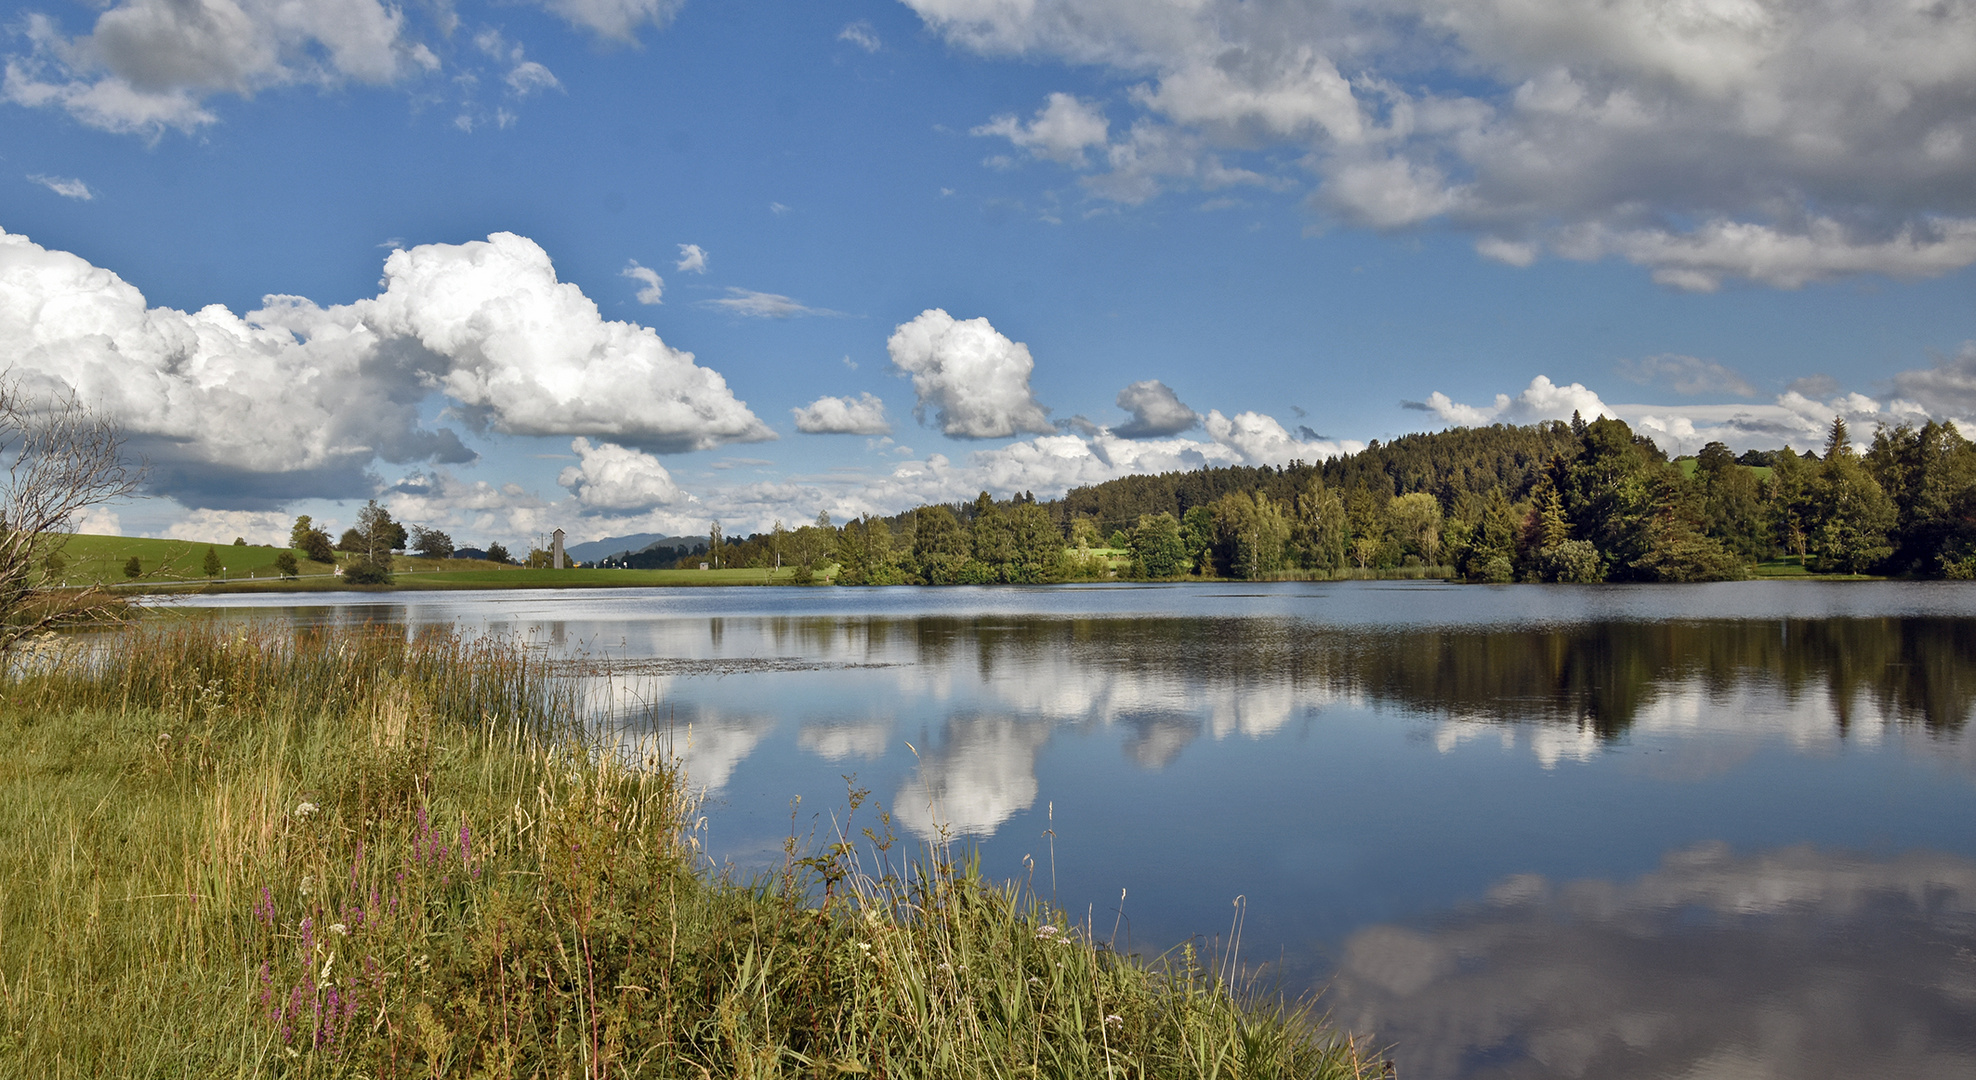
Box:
552;528;566;570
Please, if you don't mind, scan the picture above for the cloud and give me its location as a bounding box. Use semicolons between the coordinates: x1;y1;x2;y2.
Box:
3;2;422;136
704;287;836;318
1613;354;1757;398
535;0;683;42
27;174;92;200
1202;409;1351;463
1405;371;1957;457
893;716;1049;838
381;469;552;543
1410;376;1613;428
383;466;712;553
760;419;1359;531
370;233;774;450
71;506;123;536
504;59;560;97
973;92;1110;167
1316;154;1462;229
557;437;687;511
886;309;1056;439
1327;844;1976;1080
1890;342;1976;421
904;0;1976;288
793;393;891;435
164;509;292;547
800;719;890;761
837;21;881;53
1566;218;1976;292
1787;375;1841;399
621;260;663;304
0;226;771;509
1112;379;1199;438
674;243;707;274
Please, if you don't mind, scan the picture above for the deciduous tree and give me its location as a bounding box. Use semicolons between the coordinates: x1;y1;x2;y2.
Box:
0;379;141;648
409;525;454;560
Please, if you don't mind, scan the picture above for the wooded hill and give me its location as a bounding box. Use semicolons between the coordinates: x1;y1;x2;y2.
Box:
695;414;1975;585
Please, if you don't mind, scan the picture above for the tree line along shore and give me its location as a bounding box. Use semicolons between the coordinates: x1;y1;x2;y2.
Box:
722;413;1974;585
65;413;1976;592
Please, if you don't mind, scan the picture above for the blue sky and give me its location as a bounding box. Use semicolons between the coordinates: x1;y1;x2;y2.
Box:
4;0;1974;549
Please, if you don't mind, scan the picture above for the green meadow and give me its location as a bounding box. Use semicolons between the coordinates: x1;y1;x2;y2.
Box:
53;533;837;592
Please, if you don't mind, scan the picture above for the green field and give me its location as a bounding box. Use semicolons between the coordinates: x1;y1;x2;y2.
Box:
50;533;839;592
56;533;304;586
1672;457;1773;482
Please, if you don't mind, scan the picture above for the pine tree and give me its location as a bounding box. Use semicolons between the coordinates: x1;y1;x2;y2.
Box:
1825;415;1852;459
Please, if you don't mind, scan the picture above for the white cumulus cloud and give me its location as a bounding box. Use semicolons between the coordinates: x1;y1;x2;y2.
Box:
674;243;707;274
0;226;771;509
793;393;892;435
886;308;1054;439
973;92;1110;167
165;509;292;547
1203;409;1350;464
365;232;775;451
558;437;687;511
1408;376;1613;428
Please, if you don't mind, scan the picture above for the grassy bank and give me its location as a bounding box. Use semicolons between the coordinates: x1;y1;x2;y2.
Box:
52;530;834;593
0;624;1373;1078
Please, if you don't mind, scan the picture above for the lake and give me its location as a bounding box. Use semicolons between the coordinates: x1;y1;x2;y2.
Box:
176;580;1976;1079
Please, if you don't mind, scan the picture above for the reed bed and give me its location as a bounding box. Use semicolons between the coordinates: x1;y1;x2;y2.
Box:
0;623;1374;1079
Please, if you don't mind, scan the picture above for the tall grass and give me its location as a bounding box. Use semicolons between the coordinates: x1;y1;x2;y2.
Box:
0;623;1374;1078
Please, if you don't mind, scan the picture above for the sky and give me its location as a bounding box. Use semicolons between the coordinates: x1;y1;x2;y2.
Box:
3;0;1974;550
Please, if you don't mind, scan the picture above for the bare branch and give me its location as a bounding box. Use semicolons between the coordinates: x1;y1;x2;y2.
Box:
0;375;143;651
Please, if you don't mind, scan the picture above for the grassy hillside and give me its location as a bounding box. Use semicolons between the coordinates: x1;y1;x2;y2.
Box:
57;533;300;585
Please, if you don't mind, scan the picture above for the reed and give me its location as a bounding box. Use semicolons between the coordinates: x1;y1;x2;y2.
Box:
0;623;1373;1078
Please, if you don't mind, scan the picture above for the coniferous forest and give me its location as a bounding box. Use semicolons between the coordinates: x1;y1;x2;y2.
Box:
673;414;1976;584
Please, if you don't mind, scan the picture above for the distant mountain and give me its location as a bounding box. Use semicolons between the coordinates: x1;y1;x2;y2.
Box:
562;533;703;563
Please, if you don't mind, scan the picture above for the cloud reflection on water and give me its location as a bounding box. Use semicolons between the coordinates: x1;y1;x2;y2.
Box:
588;613;1976;828
893;715;1052;838
1326;843;1976;1080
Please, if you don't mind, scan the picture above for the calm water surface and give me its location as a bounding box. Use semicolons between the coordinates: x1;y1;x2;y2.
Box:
180;581;1976;1079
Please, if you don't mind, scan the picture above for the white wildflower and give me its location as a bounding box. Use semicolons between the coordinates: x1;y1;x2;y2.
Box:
329;923;348;937
1105;1014;1123;1027
294;801;319;819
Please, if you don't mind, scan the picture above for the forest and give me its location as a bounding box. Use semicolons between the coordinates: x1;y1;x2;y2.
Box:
675;414;1976;584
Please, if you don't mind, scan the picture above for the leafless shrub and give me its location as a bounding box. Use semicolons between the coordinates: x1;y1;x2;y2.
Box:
0;377;141;649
